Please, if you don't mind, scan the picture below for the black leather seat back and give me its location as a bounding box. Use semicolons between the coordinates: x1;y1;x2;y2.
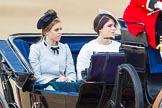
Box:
87;52;125;84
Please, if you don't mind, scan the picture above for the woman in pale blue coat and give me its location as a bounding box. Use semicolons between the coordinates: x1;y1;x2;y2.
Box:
29;9;76;90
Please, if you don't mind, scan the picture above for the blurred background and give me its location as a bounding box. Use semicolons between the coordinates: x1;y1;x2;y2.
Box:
0;0;130;107
0;0;129;39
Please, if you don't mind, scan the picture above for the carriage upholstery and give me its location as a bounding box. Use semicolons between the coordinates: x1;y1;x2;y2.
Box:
0;33;100;107
0;40;26;73
0;40;33;90
118;18;162;106
2;33;116;108
13;37;40;63
11;33;96;67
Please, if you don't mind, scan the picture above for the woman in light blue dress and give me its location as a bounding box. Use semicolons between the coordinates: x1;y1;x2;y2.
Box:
29;9;77;90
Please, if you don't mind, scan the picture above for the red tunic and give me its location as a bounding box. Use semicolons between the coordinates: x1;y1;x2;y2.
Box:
123;0;162;48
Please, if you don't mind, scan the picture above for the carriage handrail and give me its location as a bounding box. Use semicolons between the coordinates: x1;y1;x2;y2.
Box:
122;44;145;50
125;21;146;30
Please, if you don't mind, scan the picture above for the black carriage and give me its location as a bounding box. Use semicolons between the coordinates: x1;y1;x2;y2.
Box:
0;19;161;108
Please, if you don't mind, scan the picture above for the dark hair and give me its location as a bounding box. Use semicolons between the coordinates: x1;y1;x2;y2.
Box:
93;14;118;34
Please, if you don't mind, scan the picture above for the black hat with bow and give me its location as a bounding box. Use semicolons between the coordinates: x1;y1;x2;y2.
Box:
37;10;58;29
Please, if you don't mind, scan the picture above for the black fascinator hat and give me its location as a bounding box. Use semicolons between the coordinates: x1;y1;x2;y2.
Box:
37;9;58;29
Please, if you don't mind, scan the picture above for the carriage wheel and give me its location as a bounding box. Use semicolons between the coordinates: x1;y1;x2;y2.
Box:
105;64;144;108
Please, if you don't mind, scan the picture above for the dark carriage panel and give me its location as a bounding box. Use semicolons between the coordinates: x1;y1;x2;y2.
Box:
118;18;148;73
86;52;125;84
120;28;148;73
34;90;78;108
76;82;105;108
119;18;162;106
121;28;148;47
29;82;106;108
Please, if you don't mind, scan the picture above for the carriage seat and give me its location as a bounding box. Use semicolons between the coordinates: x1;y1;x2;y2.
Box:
0;40;34;91
8;33;96;91
13;38;37;63
12;33;96;67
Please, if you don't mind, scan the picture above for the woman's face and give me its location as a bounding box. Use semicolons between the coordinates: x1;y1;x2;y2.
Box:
46;22;62;42
99;19;116;38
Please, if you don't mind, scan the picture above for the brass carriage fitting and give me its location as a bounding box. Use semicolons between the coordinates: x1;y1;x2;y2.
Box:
156;36;162;52
160;36;162;44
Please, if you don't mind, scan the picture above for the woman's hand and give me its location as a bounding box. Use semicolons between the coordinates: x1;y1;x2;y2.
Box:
56;76;72;82
64;78;72;82
56;76;66;82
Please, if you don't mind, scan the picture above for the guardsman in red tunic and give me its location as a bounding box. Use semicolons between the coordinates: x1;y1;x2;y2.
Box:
123;0;162;50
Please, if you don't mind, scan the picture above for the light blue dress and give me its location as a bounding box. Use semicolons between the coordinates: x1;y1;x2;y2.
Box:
29;40;76;84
